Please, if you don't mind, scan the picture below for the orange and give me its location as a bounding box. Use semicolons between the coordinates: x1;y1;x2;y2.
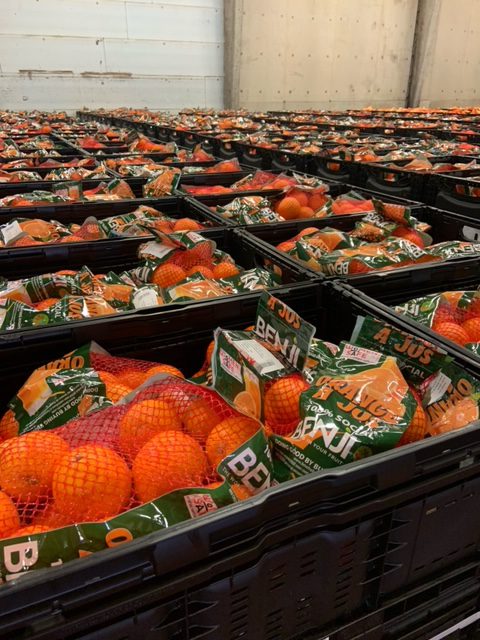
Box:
398;389;427;445
348;259;371;274
206;340;215;365
213;261;240;280
0;491;20;538
298;206;314;219
206;416;260;468
276;240;296;253
429;396;479;435
294;228;320;240
276;197;301;220
97;370;131;402
392;227;425;248
117;370;146;389
434;322;471;346
289;190;308;207
35;298;59;311
186;265;214;279
0;432;70;502
264;376;309;435
31;503;73;529
0;410;19;440
13;525;51;537
231;484;251;501
308;193;327;211
173;218;203;232
151;264;186;288
52;445;132;522
462;317;480;342
183;398;221;442
119;398;182;458
145;364;185;379
133;431;208;502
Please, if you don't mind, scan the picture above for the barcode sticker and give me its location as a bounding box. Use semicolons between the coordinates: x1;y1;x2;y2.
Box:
426;371;451;404
140;241;172;260
234;339;284;375
1;220;23;245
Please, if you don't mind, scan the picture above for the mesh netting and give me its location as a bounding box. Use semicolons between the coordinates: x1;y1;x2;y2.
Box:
263;374;309;436
0;375;261;538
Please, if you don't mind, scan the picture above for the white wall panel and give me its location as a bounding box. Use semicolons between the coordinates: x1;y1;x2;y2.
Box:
104;40;222;76
0;36;105;74
0;0;224;111
125;3;222;41
0;74;223;110
0;0;128;39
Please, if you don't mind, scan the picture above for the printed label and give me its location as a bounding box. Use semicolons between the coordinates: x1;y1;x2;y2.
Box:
234;339;285;375
1;221;23;245
219;348;243;382
341;343;382;364
184;494;218;519
139;241;172;260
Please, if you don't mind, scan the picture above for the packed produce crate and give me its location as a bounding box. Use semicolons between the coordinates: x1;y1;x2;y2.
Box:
240;202;480;279
1;285;480;639
0;107;479;640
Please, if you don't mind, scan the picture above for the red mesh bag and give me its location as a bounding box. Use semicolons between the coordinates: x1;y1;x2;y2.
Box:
0;375;263;535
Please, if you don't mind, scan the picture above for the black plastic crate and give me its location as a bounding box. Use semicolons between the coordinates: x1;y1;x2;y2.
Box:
0;170;119;197
187;182;422;229
362;156;480;204
309;154;368;186
238;206;479;283
434;174;480;218
1;283;480;639
322;562;480;640
0;194;217;225
0;228;314;337
336;256;480;368
0;154;94;167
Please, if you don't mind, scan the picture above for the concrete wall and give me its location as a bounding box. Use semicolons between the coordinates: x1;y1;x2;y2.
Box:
0;0;224;112
225;0;419;110
408;0;480;107
225;0;480;110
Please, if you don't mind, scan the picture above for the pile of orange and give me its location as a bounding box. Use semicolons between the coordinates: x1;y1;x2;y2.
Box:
151;259;240;288
433;311;480;346
275;189;327;220
0;377;263;541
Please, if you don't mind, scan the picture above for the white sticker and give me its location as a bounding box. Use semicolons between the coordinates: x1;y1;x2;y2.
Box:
234;339;285;375
187;231;204;243
1;220;23;245
139;241;172;260
132;287;159;309
341;343;382;364
426;371;452;404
